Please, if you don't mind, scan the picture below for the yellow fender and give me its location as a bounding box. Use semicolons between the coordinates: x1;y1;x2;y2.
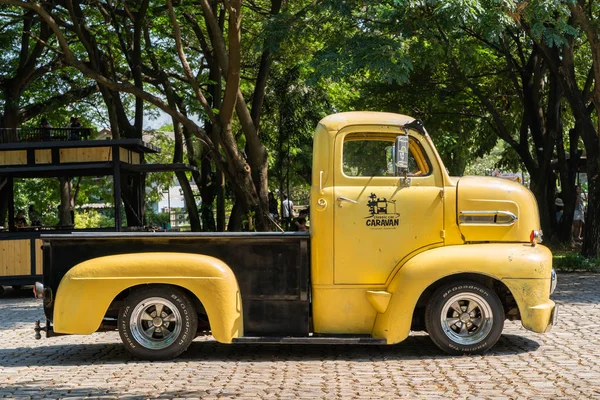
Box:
53;252;243;343
372;243;553;344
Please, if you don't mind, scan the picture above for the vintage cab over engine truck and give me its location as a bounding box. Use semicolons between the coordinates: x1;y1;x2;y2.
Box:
34;112;557;360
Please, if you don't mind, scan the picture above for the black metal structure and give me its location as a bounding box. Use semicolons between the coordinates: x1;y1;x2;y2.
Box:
0;127;94;143
0;138;196;290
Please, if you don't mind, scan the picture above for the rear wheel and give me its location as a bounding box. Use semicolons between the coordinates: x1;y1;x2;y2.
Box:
118;285;197;360
425;281;504;355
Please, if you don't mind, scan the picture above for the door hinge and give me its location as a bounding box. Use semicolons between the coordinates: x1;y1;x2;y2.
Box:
439;189;445;199
440;230;446;239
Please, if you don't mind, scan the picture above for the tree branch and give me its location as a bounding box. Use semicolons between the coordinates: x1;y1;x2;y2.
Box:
20;84;98;122
167;0;216;123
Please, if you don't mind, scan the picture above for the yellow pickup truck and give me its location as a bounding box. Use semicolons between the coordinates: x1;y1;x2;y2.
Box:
34;112;557;360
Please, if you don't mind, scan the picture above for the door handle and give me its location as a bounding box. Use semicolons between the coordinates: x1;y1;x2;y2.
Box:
337;196;358;204
319;171;324;194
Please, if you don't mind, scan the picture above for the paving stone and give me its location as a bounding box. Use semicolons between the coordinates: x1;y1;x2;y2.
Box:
0;274;598;398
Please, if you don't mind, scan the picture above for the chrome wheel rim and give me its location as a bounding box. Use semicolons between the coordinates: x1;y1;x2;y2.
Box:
130;297;182;349
440;293;493;345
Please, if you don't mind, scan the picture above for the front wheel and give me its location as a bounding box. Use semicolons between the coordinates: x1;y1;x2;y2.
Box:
118;285;198;360
425;281;504;355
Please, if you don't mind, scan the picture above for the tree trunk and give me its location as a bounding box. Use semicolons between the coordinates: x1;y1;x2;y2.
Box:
582;142;600;257
58;177;72;225
172;121;201;231
216;169;225;231
175;171;201;231
529;177;551;235
227;198;244;231
199;147;218;231
555;126;580;243
121;174;144;227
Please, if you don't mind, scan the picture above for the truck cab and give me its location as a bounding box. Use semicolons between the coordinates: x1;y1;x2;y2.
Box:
35;112;557;360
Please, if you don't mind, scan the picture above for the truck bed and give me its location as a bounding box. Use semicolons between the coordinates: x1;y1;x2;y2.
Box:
42;232;310;336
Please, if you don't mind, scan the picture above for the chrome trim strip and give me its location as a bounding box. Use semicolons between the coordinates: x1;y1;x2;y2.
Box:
459;210;518;226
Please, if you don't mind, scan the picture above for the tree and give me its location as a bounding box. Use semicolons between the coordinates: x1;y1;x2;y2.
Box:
0;4;97;226
0;0;330;231
307;1;582;242
514;0;600;256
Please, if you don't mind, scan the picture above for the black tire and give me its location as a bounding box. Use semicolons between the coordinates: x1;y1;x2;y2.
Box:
118;285;198;360
425;281;504;355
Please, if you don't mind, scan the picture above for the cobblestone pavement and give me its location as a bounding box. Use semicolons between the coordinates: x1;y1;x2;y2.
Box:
0;273;599;399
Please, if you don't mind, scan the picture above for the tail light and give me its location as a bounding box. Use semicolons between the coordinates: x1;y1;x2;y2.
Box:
33;282;44;299
530;230;543;246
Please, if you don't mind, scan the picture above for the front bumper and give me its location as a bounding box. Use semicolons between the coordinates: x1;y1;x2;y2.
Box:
520;299;557;333
503;273;557;334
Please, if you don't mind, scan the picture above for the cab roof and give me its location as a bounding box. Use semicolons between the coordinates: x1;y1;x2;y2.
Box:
317;112;417;133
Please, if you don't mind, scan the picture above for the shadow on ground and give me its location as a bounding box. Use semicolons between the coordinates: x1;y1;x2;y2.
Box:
0;333;539;367
0;287;35;299
0;384;207;399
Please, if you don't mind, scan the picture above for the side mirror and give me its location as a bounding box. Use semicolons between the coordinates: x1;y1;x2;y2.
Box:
394;135;409;173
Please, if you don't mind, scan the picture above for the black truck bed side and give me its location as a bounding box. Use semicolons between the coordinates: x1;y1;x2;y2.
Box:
42;232;310;336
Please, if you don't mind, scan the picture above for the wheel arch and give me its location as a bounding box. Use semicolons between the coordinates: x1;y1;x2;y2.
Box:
52;252;243;343
372;244;548;344
106;283;209;326
410;273;516;331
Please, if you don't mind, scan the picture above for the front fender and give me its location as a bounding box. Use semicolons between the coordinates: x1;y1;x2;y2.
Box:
372;243;552;344
53;252;242;343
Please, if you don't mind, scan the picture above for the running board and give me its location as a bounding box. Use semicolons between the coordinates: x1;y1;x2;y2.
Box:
232;336;386;345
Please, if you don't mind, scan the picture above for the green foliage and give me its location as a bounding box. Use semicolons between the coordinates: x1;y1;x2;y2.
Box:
145;208;170;228
13;178;59;226
14;176;117;228
75;177;114;206
309;1;413;85
553;252;600;273
520;0;578;47
74;210;113;229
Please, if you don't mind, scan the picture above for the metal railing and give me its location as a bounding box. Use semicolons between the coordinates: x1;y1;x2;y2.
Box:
0;127;94;144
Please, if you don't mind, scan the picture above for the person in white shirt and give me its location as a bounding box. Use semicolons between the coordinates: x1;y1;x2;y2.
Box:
281;194;294;229
572;185;586;242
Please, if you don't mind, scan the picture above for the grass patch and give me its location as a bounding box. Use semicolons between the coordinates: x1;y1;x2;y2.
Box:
553;251;600;272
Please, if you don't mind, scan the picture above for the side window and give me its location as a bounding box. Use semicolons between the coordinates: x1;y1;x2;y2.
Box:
342;135;430;177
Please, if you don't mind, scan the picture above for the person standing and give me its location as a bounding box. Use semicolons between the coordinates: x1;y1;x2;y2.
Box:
28;204;41;226
281;194;294;229
290;208;309;232
572;185;586;243
14;211;27;227
268;192;279;222
68;117;81;140
40;118;51;141
295;217;309;232
555;198;564;224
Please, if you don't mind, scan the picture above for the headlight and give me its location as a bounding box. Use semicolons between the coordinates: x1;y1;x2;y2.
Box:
550;269;557;295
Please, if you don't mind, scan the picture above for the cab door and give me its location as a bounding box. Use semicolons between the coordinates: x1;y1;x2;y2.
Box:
333;129;444;285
